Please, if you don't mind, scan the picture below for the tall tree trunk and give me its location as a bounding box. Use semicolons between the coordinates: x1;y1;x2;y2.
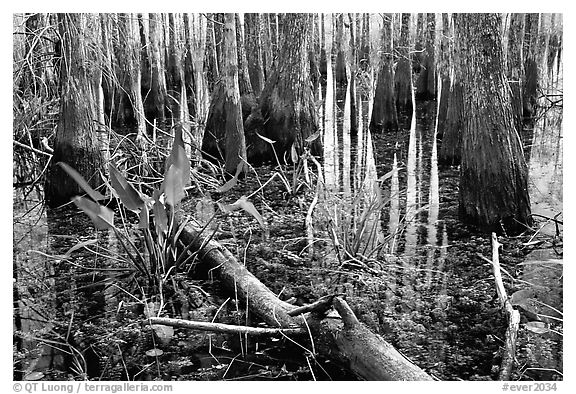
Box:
455;13;532;234
359;13;370;75
394;13;413;114
186;13;209;162
438;78;463;165
121;14;147;143
244;13;265;95
235;13;257;121
370;13;398;133
205;14;220;91
309;13;322;96
145;13;167;120
203;13;247;175
415;13;437;100
523;13;539;117
335;13;349;84
246;13;321;160
348;13;358;135
261;13;275;79
507;13;525;133
45;13;105;207
235;13;253;97
436;13;451;138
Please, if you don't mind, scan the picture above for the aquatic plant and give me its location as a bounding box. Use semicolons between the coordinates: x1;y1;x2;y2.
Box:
57;134;206;302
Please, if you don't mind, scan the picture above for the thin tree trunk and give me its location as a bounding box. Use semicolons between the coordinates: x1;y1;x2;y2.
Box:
205;14;220;91
335;13;348;84
203;13;247;175
45;13;105;207
187;13;209;162
507;13;525;133
244;13;265;95
436;13;451;138
370;13;398;133
122;14;147;142
455;13;532;234
394;13;413;114
523;13;539;117
235;13;253;97
261;13;275;79
438;78;463;165
415;13;437;100
145;13;167;120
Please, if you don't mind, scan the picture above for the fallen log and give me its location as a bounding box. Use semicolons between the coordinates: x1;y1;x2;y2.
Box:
169;220;434;381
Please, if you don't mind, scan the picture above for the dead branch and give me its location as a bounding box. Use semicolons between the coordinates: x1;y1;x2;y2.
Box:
491;232;521;380
147;317;306;336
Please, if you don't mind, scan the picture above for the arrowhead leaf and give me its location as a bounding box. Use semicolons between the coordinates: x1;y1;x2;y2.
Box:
72;196;114;230
163;165;185;207
305;130;321;143
291;143;299;164
138;203;149;229
255;132;276;145
58;162;105;201
216;162;244;193
108;164;144;211
218;196;266;230
152;189;168;234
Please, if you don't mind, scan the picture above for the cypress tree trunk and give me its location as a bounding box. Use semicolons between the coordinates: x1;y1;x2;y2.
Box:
246;13;321;160
359;13;370;75
438;79;463;165
202;13;247;175
186;13;209;162
335;13;348;84
507;13;525;132
394;13;413;114
523;13;539;117
261;13;275;79
235;13;257;120
235;13;253;97
455;13;532;234
123;14;147;147
308;13;321;95
205;14;220;91
370;13;398;133
244;13;265;95
415;13;437;100
436;13;451;138
45;13;105;207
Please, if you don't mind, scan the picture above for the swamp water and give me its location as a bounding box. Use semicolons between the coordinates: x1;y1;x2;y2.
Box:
13;70;562;381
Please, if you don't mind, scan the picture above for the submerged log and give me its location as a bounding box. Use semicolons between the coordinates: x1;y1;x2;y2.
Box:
173;220;433;381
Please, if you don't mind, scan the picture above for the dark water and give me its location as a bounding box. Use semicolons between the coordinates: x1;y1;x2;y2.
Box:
13;63;563;380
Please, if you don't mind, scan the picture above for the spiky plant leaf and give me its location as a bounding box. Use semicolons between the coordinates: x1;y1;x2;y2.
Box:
138;203;149;229
72;196;114;230
255;132;276;144
163;165;185;207
58;162;105;201
216;161;244;193
218;196;265;230
152;189;168;234
291;143;299;164
108;164;144;211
